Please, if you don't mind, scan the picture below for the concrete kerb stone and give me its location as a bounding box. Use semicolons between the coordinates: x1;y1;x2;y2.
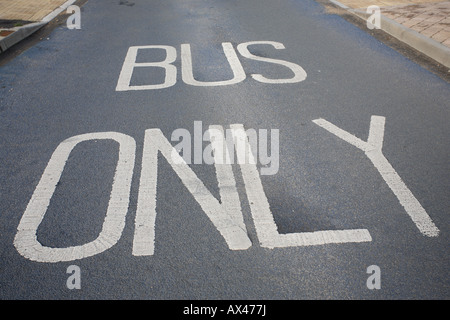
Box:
328;0;450;68
0;0;77;53
0;21;46;52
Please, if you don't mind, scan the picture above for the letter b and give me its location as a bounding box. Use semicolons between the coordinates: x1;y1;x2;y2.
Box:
116;45;177;91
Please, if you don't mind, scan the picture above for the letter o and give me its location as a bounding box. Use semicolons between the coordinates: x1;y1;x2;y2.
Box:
14;132;136;262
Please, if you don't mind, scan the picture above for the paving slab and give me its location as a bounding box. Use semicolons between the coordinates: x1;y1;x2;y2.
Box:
0;0;76;52
330;0;450;67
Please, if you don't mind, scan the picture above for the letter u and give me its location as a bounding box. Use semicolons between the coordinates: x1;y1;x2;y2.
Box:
181;42;246;86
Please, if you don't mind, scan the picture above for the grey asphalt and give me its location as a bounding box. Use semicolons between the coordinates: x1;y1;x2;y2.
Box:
0;0;448;300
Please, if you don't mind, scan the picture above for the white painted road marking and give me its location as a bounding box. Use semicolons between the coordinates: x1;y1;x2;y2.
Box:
15;117;439;263
181;43;247;87
236;41;307;83
132;127;252;256
230;124;372;248
115;41;307;91
116;45;177;91
313;116;439;237
14;132;136;263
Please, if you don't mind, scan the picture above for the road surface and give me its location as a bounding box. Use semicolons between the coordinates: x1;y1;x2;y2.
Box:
0;0;448;301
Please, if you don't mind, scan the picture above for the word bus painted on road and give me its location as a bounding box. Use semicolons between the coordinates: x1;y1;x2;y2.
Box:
116;41;307;91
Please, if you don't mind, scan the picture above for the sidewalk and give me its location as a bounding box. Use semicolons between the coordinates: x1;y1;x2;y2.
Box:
336;0;450;46
0;0;76;52
330;0;450;67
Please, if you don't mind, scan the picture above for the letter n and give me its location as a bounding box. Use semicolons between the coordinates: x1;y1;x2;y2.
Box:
132;127;252;256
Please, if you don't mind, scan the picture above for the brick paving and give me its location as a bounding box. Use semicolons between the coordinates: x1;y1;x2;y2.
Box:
336;0;450;48
383;2;450;47
0;0;67;22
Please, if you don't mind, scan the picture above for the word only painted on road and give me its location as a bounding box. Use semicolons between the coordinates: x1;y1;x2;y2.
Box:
14;117;439;263
115;41;307;91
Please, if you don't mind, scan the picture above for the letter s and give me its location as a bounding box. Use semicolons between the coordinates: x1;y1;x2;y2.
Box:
237;41;307;84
